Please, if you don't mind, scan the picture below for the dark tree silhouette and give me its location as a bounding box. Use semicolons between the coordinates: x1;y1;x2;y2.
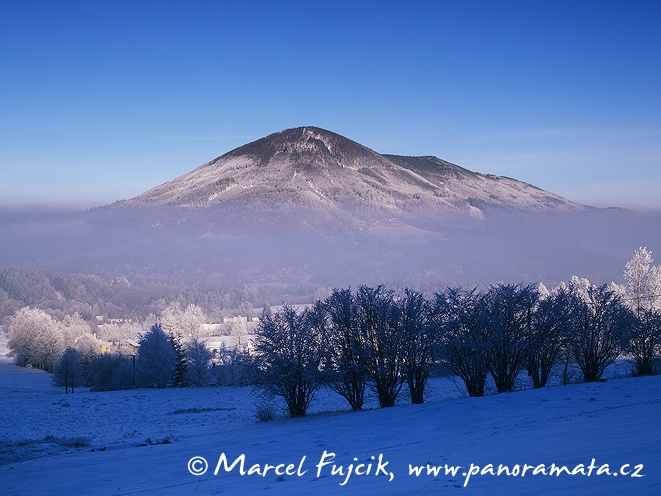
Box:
398;289;439;404
434;287;488;397
252;305;324;417
567;283;634;383
321;288;368;410
135;324;176;388
356;286;406;408
526;286;573;388
53;347;84;394
482;283;538;393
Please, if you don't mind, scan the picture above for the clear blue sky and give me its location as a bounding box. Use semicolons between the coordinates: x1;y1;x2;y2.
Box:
1;0;660;209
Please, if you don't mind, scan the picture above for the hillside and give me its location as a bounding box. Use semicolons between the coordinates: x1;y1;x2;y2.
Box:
1;354;658;495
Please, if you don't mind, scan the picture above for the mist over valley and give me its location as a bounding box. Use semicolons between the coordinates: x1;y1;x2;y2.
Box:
1;127;659;320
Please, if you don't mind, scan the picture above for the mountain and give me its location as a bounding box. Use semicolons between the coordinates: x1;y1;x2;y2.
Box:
125;127;581;226
3;126;658;298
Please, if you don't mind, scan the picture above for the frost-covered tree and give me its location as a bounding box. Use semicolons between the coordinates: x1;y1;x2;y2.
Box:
8;307;64;371
59;312;90;349
159;302;206;340
261;300;272;320
623;247;661;375
567;279;634;382
624;247;661;315
74;333;102;360
159;302;183;336
569;275;592;301
135;324;176;388
229;318;251;351
321;288;368;410
525;285;573;388
252;305;324;417
96;321;141;345
482;283;538;393
434;287;488;397
179;304;206;339
53;347;84;393
356;285;406;408
398;289;439;404
537;282;551;300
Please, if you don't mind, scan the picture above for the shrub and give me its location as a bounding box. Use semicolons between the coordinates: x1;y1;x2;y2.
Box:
255;402;278;422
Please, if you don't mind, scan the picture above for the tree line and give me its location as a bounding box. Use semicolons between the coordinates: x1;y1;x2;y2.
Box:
0;266;276;323
6;301;245;393
6;247;661;413
50;324;217;393
252;247;661;417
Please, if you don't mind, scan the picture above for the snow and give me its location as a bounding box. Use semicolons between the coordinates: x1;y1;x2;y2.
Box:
130;127;581;213
1;349;659;495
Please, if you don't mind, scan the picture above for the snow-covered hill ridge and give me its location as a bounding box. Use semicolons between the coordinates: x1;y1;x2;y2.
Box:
127;126;582;214
1;357;659;495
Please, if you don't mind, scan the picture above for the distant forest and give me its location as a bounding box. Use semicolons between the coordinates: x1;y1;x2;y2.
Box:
0;267;321;324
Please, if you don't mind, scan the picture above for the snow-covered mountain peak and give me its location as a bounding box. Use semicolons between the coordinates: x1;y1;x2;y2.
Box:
125;127;583;219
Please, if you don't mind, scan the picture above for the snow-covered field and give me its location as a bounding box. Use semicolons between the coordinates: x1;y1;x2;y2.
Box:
1;342;659;495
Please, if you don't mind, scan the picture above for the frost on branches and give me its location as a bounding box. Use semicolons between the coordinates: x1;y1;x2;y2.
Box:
623;247;661;375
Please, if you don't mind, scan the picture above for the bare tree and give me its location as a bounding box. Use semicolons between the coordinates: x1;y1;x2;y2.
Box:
252;305;324;417
629;309;661;376
434;287;488;397
212;343;252;386
398;288;439;404
355;286;405;408
86;352;134;391
482;283;538;393
567;280;634;382
320;288;367;410
525;285;573;388
183;338;213;387
53;347;84;393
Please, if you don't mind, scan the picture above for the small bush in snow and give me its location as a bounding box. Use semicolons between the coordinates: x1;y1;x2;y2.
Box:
255;403;278;422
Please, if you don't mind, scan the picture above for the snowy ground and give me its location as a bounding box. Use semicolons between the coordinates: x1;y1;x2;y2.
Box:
1;336;659;495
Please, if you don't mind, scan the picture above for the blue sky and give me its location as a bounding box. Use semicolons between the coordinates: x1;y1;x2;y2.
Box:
1;0;660;209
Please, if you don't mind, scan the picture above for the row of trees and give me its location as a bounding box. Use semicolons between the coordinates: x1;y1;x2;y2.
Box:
7;298;255;393
6;301;210;372
12;247;661;413
7;309;92;372
252;248;661;417
53;324;216;393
